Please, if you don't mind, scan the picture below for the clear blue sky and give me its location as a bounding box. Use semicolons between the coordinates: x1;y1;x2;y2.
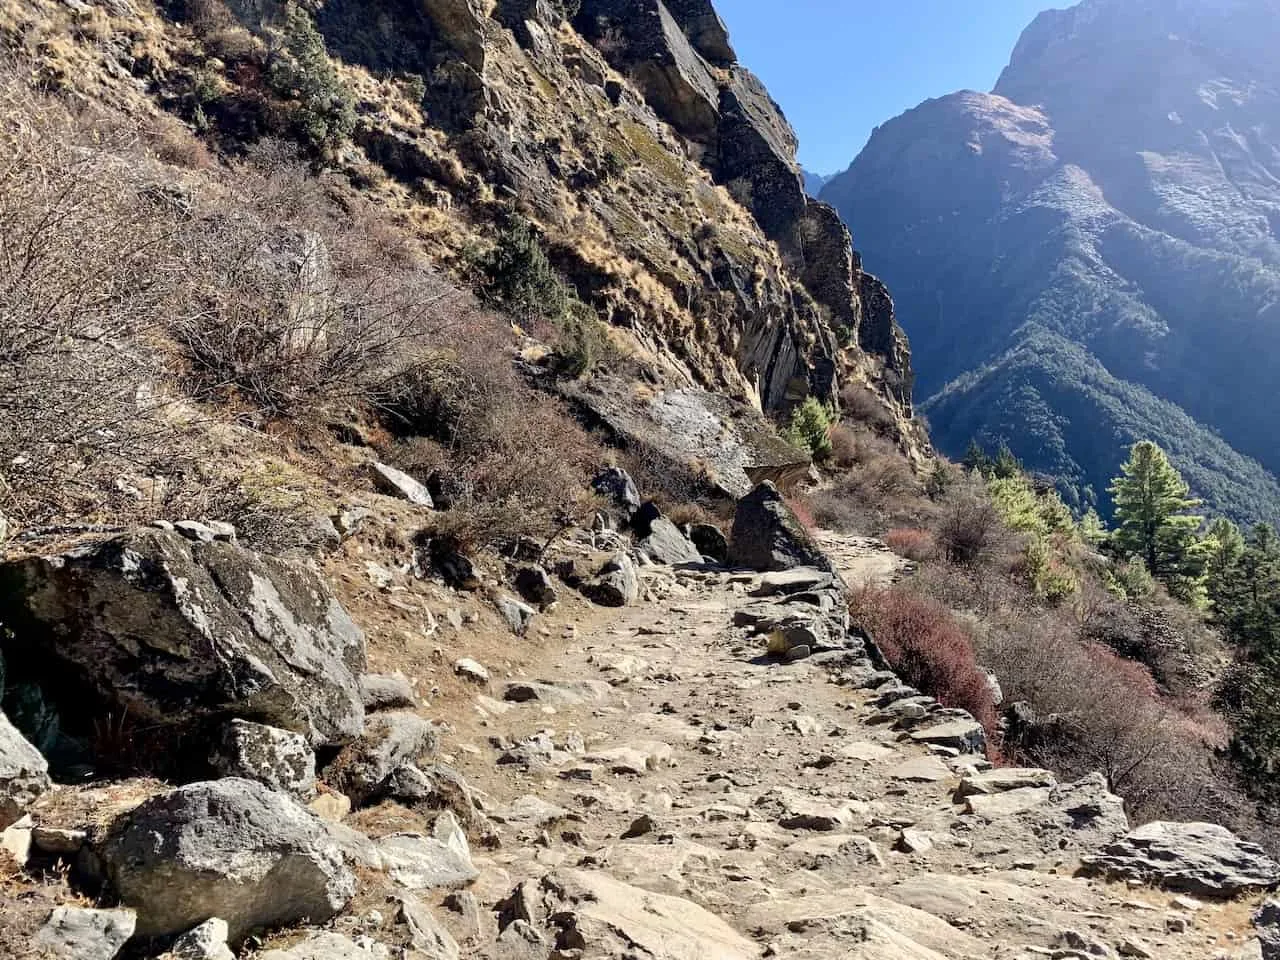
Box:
715;0;1056;174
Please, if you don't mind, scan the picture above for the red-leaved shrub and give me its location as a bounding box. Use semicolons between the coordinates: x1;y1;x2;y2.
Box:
884;527;937;562
850;586;998;740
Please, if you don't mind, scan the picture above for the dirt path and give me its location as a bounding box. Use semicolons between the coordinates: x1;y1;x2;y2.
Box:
424;534;1260;960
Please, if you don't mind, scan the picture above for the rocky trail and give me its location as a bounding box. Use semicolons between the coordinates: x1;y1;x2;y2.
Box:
1;498;1278;960
429;532;1266;960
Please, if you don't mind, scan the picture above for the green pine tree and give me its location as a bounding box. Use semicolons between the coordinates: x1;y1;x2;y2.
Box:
1108;441;1204;590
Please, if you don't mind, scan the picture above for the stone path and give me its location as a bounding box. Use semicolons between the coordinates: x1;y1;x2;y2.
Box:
430;538;1264;960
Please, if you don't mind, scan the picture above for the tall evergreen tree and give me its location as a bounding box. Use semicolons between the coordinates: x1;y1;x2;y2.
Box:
1108;441;1204;589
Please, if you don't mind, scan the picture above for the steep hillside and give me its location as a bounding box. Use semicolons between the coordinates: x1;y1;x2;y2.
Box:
0;0;921;517
823;0;1280;522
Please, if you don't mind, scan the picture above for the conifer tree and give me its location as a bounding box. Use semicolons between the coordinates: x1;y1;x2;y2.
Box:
1108;441;1204;588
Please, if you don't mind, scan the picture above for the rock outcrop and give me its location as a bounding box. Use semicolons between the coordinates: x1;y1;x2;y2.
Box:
575;0;914;409
0;530;367;757
1082;821;1280;898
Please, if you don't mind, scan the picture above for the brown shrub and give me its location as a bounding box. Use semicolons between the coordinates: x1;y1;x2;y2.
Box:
984;612;1218;820
840;382;896;435
665;502;710;527
827;423;862;470
884;527;937;562
377;318;598;544
148;115;215;169
0;69;184;521
851;586;999;739
935;481;1008;566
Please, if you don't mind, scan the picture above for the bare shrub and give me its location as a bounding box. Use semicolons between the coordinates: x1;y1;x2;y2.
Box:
827;424;862;470
840;382;895;436
851;586;999;738
884;527;937;562
169;164;470;421
985;613;1218;820
935;481;1007;566
377;319;598;545
0;69;184;521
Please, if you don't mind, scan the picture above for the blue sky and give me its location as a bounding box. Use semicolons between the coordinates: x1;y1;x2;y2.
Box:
715;0;1056;174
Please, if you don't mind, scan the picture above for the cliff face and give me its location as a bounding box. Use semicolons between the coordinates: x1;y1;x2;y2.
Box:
823;0;1280;522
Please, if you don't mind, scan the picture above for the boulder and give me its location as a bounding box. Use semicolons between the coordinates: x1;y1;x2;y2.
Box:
0;708;50;829
397;895;461;960
454;658;490;684
688;523;728;564
166;918;236;960
584;553;639;607
0;530;366;750
360;672;418;712
514;565;557;607
591;467;641;515
1256;898;1280;960
955;767;1057;799
325;711;439;807
495;595;536;635
209;719;316;800
1081;821;1280;898
728;482;835;574
377;811;478;890
636;518;703;566
32;906;137;960
98;779;355;940
370;462;434;507
539;869;756;960
385;763;481;826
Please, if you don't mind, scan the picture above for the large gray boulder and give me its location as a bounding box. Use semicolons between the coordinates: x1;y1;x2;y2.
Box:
728;482;836;574
98;779;356;941
0;530;366;750
1081;821;1280;898
636;518;702;566
584;553;639;608
0;708;50;829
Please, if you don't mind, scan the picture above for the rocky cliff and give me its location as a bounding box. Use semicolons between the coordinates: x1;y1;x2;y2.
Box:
823;0;1280;521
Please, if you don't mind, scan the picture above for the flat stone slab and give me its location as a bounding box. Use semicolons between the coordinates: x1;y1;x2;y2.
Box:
955;767;1056;798
1082;821;1280;898
889;756;953;783
964;786;1053;819
750;568;835;597
907;718;986;755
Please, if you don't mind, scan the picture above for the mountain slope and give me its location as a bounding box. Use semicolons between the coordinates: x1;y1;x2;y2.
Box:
823;0;1280;522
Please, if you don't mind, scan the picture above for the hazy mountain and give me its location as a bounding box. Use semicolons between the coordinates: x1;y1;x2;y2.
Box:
802;168;834;197
823;0;1280;522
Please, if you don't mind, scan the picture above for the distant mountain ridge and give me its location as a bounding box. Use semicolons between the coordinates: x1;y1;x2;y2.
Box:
823;0;1280;523
802;168;834;197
